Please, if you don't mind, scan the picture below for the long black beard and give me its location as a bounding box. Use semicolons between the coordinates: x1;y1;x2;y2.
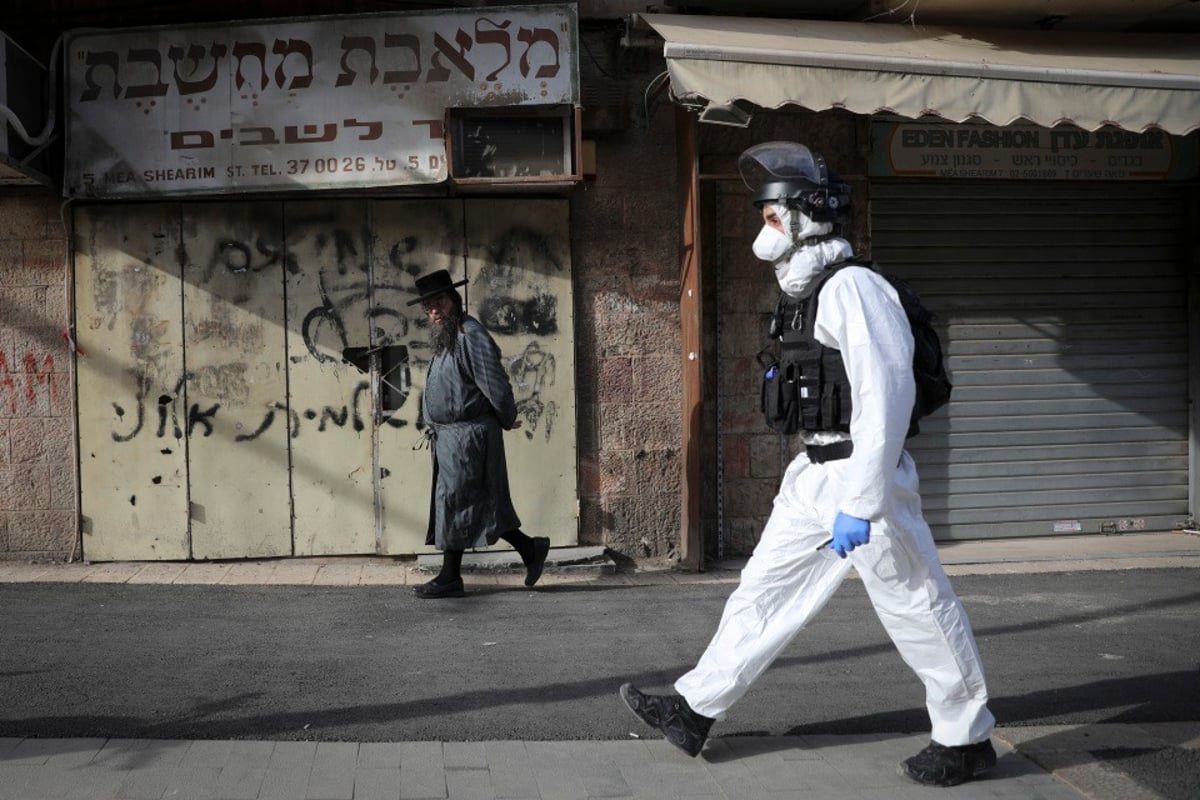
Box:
431;309;462;355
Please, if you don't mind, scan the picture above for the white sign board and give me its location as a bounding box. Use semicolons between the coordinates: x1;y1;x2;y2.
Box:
871;123;1198;181
66;5;578;197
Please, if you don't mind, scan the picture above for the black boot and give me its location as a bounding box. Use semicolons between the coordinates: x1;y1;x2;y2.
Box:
499;530;551;587
524;537;550;586
619;683;713;757
900;739;997;787
416;550;465;598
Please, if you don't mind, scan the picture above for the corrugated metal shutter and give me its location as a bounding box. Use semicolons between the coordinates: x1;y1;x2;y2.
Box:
871;181;1190;539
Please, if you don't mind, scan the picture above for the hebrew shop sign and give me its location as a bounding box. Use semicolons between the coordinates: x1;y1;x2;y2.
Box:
65;5;579;197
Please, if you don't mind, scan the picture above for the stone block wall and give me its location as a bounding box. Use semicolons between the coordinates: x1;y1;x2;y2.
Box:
572;75;684;560
0;190;77;560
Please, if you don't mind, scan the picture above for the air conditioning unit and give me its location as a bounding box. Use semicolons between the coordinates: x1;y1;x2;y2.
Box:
0;32;53;187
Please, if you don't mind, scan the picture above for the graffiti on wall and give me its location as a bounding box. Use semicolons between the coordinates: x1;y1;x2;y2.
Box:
82;202;566;446
105;368;393;443
0;351;61;415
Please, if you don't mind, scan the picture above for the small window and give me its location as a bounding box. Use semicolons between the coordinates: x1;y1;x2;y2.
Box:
449;106;580;184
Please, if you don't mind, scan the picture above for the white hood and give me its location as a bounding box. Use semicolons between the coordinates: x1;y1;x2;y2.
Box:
754;204;854;298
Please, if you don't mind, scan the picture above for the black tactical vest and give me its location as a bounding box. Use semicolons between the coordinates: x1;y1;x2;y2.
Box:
768;268;853;435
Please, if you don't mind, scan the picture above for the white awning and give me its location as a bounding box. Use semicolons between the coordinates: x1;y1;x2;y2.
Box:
638;14;1200;134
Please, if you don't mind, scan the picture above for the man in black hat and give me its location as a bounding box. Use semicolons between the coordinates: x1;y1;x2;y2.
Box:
407;269;550;598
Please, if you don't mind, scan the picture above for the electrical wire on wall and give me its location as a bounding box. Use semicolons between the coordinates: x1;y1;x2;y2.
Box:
714;196;725;562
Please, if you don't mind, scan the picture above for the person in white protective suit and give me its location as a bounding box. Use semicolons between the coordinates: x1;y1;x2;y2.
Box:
619;142;997;788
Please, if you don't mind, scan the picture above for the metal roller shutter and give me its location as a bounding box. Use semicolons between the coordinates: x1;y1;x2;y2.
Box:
871;181;1190;540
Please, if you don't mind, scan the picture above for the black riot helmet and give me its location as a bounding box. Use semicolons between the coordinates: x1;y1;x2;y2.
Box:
738;142;851;225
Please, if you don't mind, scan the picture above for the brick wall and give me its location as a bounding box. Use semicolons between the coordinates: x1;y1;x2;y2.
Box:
0;190;77;560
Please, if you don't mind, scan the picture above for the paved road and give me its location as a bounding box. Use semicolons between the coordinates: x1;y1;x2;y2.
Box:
2;569;1197;745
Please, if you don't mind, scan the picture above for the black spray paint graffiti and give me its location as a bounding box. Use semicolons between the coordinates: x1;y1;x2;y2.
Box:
508;341;557;442
109;369;406;443
102;212;564;447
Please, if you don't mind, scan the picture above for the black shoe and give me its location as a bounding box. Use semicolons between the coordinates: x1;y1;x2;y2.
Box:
524;537;551;587
900;739;997;787
619;683;713;757
413;578;465;599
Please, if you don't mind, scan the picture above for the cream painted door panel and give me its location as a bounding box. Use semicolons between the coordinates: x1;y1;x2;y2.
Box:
75;204;188;560
463;199;578;548
373;200;464;553
182;203;292;559
285;201;377;555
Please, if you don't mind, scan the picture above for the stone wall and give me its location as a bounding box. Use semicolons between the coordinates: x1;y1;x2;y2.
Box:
0;190;76;560
571;73;684;560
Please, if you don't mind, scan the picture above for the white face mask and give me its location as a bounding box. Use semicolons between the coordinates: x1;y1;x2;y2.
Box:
752;225;793;262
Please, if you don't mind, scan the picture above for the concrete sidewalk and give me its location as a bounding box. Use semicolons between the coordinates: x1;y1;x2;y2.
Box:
2;531;1198;800
1;531;1198;587
4;723;1198;800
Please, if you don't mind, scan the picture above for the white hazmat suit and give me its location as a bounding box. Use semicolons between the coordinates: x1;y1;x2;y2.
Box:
674;204;995;747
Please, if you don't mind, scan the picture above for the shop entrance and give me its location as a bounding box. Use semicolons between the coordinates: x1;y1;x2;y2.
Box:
74;198;577;560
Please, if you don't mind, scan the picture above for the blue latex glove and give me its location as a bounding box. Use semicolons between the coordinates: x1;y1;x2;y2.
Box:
831;512;871;558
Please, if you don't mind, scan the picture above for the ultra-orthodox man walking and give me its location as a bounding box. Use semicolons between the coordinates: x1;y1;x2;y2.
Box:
620;143;997;788
409;269;550;599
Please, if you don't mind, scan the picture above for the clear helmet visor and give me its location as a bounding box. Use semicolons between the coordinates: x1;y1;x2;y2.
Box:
738;141;826;192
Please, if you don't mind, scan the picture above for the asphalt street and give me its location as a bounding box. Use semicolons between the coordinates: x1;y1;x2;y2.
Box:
3;568;1198;749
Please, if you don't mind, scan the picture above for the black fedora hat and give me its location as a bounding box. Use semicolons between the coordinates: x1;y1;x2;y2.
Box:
407;269;469;306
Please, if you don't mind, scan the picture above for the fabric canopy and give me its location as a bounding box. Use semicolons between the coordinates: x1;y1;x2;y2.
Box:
639;14;1200;134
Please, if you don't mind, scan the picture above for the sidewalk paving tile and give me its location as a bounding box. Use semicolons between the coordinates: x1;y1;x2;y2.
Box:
216;762;268;799
577;761;634;797
399;742;447;799
178;563;232;584
619;759;724;798
225;739;276;768
64;767;126;800
41;737;107;768
358;742;404;768
483;741;540;799
221;563;278;585
116;764;174;799
531;764;588;800
159;764;223;800
359;565;407;585
354;766;405;800
267;562;320;585
0;765;37;800
444;741;489;769
313;564;364;586
88;738;151;768
180;738;234;768
267;739;318;767
258;766;313;800
124;562;189;584
306;741;358;800
81;562;144;583
28;566;82;582
446;766;498;800
15;765;98;800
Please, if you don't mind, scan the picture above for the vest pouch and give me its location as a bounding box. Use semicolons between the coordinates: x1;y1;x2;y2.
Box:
761;363;802;435
820;382;843;430
795;366;821;431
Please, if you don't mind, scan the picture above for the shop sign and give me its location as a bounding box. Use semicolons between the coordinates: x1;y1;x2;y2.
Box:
870;122;1198;181
65;5;578;197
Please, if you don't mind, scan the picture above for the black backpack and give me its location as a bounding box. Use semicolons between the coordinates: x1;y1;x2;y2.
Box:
760;261;951;438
